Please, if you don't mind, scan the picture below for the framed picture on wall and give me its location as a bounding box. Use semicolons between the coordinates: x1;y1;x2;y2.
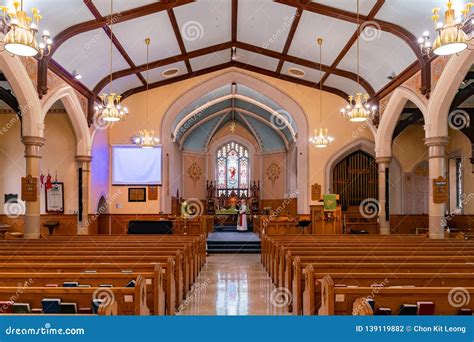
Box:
128;188;146;202
45;182;64;213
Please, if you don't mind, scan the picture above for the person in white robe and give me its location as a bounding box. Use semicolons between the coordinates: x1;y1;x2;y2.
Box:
236;199;248;232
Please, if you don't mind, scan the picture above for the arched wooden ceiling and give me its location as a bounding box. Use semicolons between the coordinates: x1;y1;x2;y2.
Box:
27;0;442;121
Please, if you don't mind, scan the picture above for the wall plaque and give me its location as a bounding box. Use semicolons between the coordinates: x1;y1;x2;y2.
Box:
311;183;321;201
129;188;146;202
21;175;37;202
433;176;448;204
148;186;158;201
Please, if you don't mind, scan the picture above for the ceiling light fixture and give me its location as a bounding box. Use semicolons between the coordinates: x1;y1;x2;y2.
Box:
0;1;52;58
231;46;237;61
340;0;377;123
419;1;473;56
94;0;128;123
132;38;160;149
309;37;334;149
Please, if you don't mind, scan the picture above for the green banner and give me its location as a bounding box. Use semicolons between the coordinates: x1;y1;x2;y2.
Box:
323;194;337;211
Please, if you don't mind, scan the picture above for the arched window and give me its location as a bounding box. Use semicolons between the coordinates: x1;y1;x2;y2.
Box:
216;141;249;191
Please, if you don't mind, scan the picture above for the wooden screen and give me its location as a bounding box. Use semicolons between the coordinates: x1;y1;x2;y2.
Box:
332;150;378;211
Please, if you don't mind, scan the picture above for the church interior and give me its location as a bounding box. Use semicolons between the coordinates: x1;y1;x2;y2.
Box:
0;0;473;319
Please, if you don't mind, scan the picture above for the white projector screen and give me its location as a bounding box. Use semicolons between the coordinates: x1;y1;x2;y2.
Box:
112;145;162;185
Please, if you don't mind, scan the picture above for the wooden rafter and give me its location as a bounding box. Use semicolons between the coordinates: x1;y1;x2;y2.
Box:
231;0;238;43
166;3;193;73
84;0;147;88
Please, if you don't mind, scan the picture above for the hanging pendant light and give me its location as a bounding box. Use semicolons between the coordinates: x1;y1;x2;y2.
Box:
0;1;52;58
132;38;160;149
340;0;377;123
309;37;334;149
94;0;128;123
419;1;473;57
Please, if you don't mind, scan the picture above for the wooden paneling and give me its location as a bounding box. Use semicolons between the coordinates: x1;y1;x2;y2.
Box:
260;199;297;216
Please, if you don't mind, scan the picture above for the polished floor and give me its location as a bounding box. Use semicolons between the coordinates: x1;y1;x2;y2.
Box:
207;232;260;242
177;254;290;315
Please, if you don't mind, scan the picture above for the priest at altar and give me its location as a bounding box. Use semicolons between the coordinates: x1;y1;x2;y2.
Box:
237;199;248;232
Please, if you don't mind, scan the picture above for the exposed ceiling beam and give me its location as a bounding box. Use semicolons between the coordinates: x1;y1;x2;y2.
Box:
274;0;425;63
319;0;384;86
275;5;305;74
231;0;238;43
84;0;147;89
92;42;233;95
375;60;420;100
166;4;193;73
48;0;195;58
0;87;21;115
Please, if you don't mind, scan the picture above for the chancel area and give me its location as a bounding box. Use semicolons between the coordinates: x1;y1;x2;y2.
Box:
0;0;473;318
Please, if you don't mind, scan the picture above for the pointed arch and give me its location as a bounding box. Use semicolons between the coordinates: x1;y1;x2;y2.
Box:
0;52;42;137
376;86;428;158
41;85;92;156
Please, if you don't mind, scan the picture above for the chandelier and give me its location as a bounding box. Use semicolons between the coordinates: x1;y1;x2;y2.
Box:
309;37;333;148
340;0;377;123
0;1;52;58
94;0;128;123
132;38;159;148
419;1;473;56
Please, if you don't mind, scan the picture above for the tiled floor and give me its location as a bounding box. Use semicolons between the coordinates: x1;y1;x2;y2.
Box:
177;254;290;315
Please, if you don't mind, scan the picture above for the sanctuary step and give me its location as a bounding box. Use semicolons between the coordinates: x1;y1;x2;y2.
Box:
214;224;254;232
207;232;261;254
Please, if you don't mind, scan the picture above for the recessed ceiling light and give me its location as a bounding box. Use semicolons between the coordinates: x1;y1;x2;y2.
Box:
288;67;305;78
161;68;180;78
72;70;82;80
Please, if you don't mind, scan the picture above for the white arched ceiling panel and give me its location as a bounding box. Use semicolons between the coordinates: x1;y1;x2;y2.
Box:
140;61;187;84
190;49;231;71
111;12;181;65
54;29;130;89
281;61;323;84
92;0;157;16
237;0;297;53
337;29;416;92
312;0;377;16
237;49;279;72
375;0;466;41
288;11;357;64
324;74;371;99
5;0;95;37
174;0;232;52
99;74;142;96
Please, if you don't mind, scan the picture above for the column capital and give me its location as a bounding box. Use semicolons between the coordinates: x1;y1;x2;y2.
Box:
424;136;449;147
21;136;45;147
375;157;392;165
75;155;93;163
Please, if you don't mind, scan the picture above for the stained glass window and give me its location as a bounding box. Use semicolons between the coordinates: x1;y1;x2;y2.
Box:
216;141;249;189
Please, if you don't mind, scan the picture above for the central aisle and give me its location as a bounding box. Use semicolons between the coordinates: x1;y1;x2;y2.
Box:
177;254;290;315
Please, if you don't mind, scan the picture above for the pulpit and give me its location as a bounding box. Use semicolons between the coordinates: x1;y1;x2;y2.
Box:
310;204;342;235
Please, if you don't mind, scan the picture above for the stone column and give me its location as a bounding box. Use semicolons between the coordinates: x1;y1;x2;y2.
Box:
376;157;391;235
22;136;45;239
425;136;449;239
76;155;92;235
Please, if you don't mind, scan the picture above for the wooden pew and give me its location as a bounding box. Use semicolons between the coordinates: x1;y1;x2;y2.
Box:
303;267;474;315
0;275;149;315
318;275;474;315
0;270;165;315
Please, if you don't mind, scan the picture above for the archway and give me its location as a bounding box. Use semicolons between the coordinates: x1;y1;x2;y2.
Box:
96;195;109;235
160;70;309;213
